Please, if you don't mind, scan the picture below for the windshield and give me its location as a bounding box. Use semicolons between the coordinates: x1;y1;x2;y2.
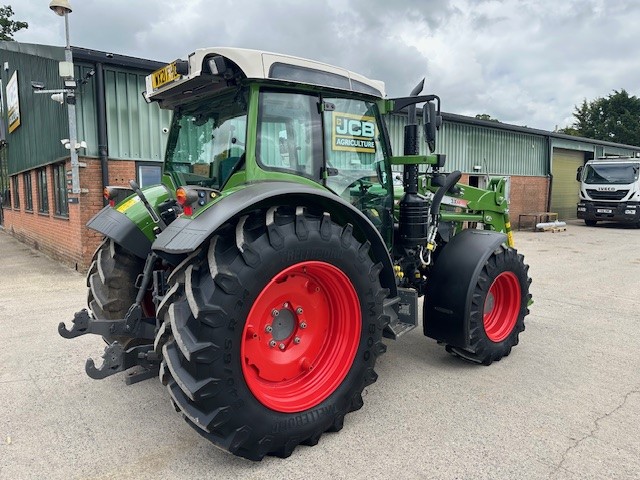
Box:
164;88;248;188
583;163;640;185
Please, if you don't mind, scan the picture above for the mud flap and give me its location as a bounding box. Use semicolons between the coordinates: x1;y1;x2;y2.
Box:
423;229;506;350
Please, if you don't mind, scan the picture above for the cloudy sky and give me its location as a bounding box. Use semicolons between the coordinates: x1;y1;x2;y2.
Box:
10;0;638;130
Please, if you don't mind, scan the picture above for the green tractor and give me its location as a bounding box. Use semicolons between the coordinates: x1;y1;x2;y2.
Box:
59;47;531;461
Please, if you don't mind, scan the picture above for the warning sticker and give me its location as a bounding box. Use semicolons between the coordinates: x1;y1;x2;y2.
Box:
332;112;377;153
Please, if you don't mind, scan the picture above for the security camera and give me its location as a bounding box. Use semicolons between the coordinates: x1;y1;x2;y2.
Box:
31;81;46;90
162;127;169;134
472;165;482;171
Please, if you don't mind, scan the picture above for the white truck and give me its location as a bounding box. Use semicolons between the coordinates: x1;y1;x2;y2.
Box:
576;156;640;226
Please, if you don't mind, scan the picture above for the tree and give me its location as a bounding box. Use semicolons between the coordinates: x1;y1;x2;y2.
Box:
559;90;640;146
0;5;28;41
475;113;500;122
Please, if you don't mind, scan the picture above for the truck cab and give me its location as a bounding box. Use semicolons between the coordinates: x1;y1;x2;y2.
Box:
576;156;640;226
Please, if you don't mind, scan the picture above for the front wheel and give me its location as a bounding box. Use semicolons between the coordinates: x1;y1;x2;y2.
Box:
158;206;388;460
585;219;597;227
447;245;531;365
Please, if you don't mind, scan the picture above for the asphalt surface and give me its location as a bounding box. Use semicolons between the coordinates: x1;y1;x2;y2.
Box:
1;221;639;480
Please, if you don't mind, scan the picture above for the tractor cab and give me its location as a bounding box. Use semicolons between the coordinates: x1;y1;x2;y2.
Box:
150;48;395;244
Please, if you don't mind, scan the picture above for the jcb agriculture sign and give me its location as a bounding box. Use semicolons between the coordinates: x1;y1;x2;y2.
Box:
332;112;376;154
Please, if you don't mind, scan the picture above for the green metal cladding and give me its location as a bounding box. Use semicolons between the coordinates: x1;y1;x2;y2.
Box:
385;113;547;176
2;42;171;175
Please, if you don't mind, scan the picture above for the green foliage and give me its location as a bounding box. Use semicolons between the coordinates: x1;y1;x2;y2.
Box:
475;113;500;122
562;90;640;146
0;5;28;41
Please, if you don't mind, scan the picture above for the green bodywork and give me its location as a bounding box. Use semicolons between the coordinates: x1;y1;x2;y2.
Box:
109;80;514;254
112;184;172;242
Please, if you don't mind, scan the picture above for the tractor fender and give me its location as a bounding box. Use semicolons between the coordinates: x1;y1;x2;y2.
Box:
87;206;152;260
152;181;397;296
423;229;507;348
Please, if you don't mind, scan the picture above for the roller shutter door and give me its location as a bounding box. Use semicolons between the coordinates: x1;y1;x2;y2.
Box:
551;149;584;219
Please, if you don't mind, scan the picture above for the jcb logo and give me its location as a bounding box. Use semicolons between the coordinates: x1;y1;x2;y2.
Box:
335;117;375;138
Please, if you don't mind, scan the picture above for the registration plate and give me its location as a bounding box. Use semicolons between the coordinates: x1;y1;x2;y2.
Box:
150;62;181;90
596;208;612;214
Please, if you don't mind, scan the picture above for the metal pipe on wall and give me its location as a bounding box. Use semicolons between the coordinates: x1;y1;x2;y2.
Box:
95;62;109;205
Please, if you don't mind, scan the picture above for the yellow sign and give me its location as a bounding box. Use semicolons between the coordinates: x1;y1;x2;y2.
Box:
7;72;20;133
151;62;181;90
332;112;377;154
116;196;140;213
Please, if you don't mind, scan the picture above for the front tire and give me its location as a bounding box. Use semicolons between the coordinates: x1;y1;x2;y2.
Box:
159;206;388;460
585;219;597;226
446;245;531;365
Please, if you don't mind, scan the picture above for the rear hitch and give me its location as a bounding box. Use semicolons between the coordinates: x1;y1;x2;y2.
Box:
58;308;156;340
85;343;160;384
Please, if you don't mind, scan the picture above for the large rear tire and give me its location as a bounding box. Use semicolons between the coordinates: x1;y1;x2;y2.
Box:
446;245;530;365
159;206;388;460
87;238;146;344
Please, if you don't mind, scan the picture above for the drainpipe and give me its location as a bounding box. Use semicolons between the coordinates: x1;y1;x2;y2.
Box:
95;62;109;205
546;135;553;212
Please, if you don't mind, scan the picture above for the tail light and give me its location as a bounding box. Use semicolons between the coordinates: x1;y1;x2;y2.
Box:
104;186;134;207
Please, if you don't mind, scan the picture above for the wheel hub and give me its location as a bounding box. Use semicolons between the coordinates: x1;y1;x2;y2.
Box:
269;307;296;341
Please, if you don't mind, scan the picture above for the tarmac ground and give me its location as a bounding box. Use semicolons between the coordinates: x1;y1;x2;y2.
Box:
0;220;639;479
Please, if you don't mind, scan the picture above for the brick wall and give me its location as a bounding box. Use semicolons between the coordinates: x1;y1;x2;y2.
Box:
4;163;550;271
460;174;550;222
3;157;137;271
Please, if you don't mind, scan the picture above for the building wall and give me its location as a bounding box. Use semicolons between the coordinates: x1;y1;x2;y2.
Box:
459;174;550;224
4;156;136;270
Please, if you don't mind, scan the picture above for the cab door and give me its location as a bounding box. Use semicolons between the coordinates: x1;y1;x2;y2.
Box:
321;97;394;247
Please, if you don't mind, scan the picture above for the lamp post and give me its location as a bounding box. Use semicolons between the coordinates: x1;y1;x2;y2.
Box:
49;0;80;194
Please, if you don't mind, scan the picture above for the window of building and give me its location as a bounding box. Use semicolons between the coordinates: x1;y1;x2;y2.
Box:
53;163;68;217
23;172;33;212
138;164;162;187
37;168;49;214
11;175;19;209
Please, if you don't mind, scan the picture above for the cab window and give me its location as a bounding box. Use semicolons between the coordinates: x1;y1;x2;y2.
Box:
257;91;322;180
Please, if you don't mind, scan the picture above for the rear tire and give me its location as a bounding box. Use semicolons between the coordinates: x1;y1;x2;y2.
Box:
159;206;388;460
87;238;146;344
446;245;530;365
585;219;597;226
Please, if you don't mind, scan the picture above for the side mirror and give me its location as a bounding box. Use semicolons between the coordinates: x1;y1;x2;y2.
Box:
576;166;583;182
424;101;441;152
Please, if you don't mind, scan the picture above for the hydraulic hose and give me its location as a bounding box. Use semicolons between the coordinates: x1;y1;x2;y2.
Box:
430;170;462;217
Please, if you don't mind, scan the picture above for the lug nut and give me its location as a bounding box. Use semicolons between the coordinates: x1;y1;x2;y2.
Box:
296;307;303;314
271;309;279;317
269;340;276;348
279;343;286;350
283;302;289;309
299;322;307;329
265;325;273;333
294;337;301;344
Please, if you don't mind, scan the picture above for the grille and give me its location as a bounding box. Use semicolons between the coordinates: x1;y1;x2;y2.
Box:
586;189;629;200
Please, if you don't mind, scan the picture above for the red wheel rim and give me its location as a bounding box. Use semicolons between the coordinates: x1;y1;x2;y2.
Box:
241;261;361;413
483;271;521;342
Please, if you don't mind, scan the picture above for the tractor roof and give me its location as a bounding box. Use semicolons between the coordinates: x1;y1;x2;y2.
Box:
145;47;386;107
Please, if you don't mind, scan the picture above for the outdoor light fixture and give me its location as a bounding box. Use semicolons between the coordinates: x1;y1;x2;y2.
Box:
49;0;72;16
48;0;80;194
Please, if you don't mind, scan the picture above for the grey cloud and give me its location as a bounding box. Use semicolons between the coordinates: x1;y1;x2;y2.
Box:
11;0;640;130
